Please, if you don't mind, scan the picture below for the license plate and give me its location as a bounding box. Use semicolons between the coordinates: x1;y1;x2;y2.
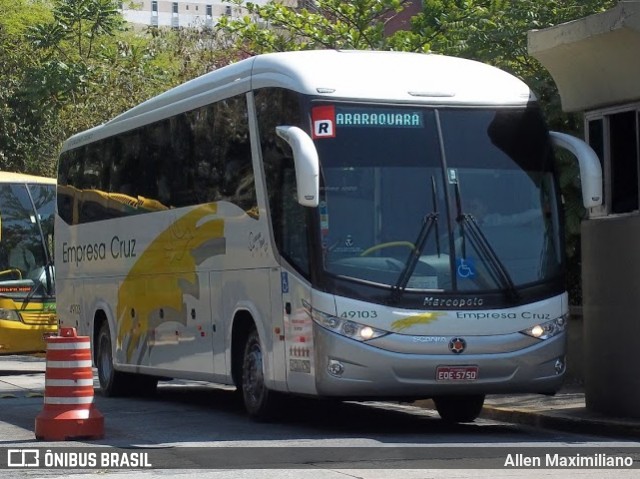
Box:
436;366;479;381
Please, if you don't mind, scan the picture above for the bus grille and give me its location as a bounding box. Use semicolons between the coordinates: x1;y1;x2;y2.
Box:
20;311;57;326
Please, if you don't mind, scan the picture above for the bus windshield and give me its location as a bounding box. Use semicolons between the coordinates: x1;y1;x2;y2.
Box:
0;182;55;296
315;103;562;295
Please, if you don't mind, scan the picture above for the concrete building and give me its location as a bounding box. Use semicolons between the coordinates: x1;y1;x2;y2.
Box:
120;0;420;31
119;0;270;28
528;1;640;419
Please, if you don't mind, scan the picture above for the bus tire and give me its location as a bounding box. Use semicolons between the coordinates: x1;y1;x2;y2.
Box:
96;321;129;397
434;394;485;423
241;328;279;421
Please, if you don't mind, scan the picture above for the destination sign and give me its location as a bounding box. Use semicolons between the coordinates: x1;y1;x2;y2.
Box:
311;105;423;139
336;108;423;128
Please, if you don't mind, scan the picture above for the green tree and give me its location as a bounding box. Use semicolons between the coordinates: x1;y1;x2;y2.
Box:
414;0;617;304
217;0;410;53
416;1;617;127
0;0;57;175
1;0;245;175
25;0;126;109
24;1;176;150
0;0;132;175
217;0;617;303
145;26;242;84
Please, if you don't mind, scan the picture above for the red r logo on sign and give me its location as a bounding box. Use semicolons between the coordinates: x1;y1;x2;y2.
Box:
312;105;336;139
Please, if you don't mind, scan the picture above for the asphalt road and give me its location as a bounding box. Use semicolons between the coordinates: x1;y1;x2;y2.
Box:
1;355;639;478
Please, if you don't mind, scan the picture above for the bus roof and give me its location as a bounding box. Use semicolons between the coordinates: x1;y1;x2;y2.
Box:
62;50;536;151
0;172;56;185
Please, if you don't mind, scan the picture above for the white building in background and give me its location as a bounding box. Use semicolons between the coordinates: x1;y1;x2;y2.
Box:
119;0;271;28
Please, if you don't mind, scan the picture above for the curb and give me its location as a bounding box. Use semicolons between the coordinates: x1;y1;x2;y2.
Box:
480;405;640;439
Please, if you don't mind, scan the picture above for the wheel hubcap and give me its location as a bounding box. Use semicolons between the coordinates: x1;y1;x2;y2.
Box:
244;343;264;408
99;335;111;385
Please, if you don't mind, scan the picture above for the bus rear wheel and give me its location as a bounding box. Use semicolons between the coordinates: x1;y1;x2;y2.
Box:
241;329;279;421
433;394;485;423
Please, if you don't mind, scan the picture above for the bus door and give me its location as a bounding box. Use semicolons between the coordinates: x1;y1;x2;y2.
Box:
279;268;316;395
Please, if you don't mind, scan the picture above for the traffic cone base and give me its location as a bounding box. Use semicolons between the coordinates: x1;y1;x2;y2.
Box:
35;327;105;441
35;408;104;441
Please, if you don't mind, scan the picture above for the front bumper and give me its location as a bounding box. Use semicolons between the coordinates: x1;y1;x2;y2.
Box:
314;326;565;399
0;319;57;355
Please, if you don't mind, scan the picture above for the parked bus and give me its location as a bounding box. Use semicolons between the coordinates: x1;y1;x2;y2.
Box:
55;50;602;422
0;172;56;355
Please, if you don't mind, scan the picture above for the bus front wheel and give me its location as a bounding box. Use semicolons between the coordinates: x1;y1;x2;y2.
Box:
241;329;279;421
96;322;129;397
96;322;158;397
433;394;485;423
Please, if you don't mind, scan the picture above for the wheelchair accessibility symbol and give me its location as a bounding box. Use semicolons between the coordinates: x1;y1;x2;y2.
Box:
456;258;476;279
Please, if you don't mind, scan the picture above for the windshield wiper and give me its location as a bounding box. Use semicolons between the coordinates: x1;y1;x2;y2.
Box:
390;176;440;303
20;278;43;312
454;183;519;302
24;183;54;303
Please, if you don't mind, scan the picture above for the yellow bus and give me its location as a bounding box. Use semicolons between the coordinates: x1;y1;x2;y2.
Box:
57;184;168;225
0;172;57;354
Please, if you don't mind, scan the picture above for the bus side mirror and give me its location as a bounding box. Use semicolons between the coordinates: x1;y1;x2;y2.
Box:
550;131;605;218
276;126;320;207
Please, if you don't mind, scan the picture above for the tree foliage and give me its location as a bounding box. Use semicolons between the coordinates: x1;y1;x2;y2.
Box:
1;0;237;175
217;0;410;53
216;0;616;303
418;0;615;298
0;0;620;302
0;0;57;175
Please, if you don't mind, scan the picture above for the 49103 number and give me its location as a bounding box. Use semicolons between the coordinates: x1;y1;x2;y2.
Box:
340;310;378;319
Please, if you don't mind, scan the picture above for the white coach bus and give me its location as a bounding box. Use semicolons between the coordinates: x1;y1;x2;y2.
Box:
56;50;602;422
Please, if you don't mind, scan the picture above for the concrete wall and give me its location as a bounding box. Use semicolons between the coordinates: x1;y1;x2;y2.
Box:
582;214;640;418
528;1;640;112
566;307;584;387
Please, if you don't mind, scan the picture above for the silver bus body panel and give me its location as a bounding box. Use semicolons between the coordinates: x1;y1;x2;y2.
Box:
313;325;565;398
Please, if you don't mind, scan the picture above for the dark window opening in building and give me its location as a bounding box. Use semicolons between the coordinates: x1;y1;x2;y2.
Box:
610;111;639;214
173;2;178;14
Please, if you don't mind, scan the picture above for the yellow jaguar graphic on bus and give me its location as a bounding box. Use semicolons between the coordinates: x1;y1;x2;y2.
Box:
117;204;225;364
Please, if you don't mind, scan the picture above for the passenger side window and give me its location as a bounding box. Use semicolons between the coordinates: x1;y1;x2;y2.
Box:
58;94;258;224
255;88;309;276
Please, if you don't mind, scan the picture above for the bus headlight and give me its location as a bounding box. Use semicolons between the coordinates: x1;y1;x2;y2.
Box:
0;308;21;322
311;309;388;342
521;315;567;340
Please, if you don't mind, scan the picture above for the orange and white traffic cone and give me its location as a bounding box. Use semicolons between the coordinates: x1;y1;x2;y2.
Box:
35;327;104;441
